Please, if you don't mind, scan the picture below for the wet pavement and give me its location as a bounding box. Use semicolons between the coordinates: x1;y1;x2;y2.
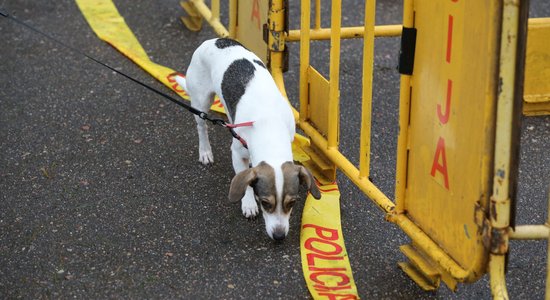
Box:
1;0;549;299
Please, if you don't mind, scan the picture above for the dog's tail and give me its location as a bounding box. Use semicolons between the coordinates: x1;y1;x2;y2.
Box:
175;75;188;92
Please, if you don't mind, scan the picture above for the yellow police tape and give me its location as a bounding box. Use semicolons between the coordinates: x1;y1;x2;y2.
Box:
301;187;359;299
293;137;359;299
76;1;358;298
75;0;226;114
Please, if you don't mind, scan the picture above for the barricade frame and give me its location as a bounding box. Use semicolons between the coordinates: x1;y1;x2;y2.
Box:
179;0;548;298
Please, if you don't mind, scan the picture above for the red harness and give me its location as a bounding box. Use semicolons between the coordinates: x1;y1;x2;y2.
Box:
224;121;254;148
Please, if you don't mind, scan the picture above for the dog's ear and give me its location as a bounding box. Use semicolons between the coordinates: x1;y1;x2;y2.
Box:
228;169;257;203
297;166;321;200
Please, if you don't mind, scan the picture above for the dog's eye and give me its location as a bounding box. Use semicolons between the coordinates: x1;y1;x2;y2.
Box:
260;199;273;211
284;197;298;211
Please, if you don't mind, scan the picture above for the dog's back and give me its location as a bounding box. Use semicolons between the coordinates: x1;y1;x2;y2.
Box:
183;38;293;130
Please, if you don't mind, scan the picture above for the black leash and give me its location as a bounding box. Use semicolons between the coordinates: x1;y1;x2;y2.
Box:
0;8;249;148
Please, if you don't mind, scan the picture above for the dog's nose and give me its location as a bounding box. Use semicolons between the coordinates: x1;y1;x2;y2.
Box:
272;231;286;241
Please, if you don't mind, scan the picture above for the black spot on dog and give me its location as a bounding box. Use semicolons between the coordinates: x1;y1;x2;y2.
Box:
221;59;256;120
215;38;245;49
253;59;266;69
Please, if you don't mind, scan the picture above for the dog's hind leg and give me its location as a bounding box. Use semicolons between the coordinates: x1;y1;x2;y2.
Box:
190;91;215;165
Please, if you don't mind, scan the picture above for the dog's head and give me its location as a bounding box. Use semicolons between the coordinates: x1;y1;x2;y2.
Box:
228;161;321;240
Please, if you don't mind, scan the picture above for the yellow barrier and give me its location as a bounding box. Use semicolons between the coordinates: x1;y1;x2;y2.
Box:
176;0;533;298
523;18;550;116
396;0;503;287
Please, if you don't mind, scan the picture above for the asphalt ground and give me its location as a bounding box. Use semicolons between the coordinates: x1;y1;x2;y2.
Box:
1;0;549;299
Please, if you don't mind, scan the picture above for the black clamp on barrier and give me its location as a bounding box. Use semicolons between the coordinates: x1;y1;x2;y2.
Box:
398;27;417;75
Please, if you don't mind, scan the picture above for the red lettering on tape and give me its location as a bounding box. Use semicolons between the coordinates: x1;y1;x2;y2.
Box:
303;223;356;297
305;237;343;256
166;72;186;94
310;271;350;286
307;252;344;266
213;99;224;108
309;267;347;272
303;224;339;240
314;284;353;291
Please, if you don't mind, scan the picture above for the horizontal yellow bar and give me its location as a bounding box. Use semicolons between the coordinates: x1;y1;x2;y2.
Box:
287;24;402;41
510;225;549;240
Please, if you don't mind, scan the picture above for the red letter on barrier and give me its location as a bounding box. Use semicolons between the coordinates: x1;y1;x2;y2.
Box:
446;15;454;63
251;0;261;30
430;136;450;189
303;224;339;240
437;79;452;124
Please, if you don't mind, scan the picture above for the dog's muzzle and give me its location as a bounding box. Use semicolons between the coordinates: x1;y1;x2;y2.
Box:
271;226;287;241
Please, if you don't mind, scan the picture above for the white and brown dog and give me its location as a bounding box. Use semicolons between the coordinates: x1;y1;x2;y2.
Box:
176;38;321;240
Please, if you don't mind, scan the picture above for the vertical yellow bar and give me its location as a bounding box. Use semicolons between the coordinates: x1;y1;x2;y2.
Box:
269;0;297;119
314;0;321;30
327;0;341;149
359;0;376;178
211;0;220;19
228;0;237;37
490;0;521;298
299;0;311;123
394;0;414;213
489;254;509;300
491;0;519;227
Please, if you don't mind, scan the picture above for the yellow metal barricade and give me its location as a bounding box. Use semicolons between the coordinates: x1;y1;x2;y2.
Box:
396;0;504;288
178;0;547;299
523;18;550;116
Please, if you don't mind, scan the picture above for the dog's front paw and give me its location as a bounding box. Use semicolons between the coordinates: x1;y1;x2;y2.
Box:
198;150;214;165
241;195;258;218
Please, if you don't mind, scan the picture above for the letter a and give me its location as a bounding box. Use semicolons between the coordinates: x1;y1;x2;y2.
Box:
430;137;450;189
251;0;261;30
